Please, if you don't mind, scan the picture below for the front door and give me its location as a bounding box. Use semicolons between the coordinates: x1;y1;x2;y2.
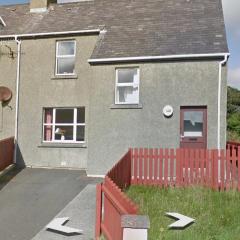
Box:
180;106;207;149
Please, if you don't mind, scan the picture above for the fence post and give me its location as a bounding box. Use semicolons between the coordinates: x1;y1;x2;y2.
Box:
95;183;102;240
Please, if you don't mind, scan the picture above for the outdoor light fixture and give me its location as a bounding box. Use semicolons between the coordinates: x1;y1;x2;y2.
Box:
163;105;173;118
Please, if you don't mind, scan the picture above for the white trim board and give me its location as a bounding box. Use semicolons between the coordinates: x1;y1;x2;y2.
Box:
0;29;101;39
87;174;105;178
89;53;230;63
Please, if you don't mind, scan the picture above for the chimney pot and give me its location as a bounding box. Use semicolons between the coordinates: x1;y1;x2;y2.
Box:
30;0;50;13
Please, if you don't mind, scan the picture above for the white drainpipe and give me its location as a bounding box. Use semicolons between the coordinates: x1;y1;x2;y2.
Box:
14;36;21;164
217;54;229;150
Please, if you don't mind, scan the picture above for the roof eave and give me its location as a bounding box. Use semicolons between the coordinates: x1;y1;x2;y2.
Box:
88;53;230;64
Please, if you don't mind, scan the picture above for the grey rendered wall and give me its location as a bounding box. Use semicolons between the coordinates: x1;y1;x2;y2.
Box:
9;34;227;173
0;41;16;140
17;35;98;168
87;61;227;175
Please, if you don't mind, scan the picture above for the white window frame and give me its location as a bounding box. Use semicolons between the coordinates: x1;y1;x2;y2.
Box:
115;68;140;105
55;40;76;76
43;107;85;144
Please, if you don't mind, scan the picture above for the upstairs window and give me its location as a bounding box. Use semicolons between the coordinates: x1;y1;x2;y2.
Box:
115;68;140;104
55;40;76;75
43;107;85;143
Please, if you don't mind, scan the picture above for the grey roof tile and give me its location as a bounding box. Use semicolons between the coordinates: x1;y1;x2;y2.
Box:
0;0;228;59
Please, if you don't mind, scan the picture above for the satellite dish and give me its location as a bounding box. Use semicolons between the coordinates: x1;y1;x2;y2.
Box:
0;86;12;102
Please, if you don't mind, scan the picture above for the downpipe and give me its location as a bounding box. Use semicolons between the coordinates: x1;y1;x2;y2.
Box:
13;36;21;164
217;54;229;150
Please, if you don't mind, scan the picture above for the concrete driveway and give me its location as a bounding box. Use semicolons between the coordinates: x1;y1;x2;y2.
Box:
0;167;101;240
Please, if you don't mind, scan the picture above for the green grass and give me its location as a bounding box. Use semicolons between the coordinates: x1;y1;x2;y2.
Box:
126;185;240;240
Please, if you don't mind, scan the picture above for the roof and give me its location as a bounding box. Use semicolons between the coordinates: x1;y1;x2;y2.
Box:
0;0;228;60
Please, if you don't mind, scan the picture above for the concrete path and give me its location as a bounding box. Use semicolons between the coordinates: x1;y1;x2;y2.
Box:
0;167;101;240
32;184;98;240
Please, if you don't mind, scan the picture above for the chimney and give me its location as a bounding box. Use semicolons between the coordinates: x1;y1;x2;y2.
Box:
30;0;50;13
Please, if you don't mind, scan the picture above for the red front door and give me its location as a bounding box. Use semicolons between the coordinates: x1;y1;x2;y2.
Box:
180;106;207;149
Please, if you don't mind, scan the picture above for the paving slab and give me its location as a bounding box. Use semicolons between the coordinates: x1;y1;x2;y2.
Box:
0;167;101;240
32;184;98;240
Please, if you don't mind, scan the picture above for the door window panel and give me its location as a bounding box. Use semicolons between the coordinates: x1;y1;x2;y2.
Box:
183;111;203;137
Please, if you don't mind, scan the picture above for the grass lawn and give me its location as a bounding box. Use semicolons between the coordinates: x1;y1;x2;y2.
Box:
126;185;240;240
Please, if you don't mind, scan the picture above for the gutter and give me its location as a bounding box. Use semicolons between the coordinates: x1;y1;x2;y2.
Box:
13;36;21;164
0;29;101;40
88;53;230;63
218;54;229;149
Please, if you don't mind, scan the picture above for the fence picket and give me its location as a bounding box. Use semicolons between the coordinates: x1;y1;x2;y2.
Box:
226;149;231;191
232;148;237;190
170;149;174;186
164;149;169;187
149;149;154;185
139;148;143;185
159;148;163;187
176;149;180;187
154;148;158;185
200;149;205;185
205;150;210;187
144;148;148;185
238;147;240;191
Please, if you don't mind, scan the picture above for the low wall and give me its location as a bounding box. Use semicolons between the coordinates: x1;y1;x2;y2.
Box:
0;137;14;171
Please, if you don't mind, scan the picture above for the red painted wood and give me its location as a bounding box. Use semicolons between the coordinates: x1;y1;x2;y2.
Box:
189;149;194;185
232;148;237;190
205;150;210;187
159;149;163;186
213;150;219;190
200;149;205;185
154;148;158;185
144;148;148;185
184;149;189;186
132;148;138;184
139;148;143;185
149;149;154;185
95;184;102;240
180;149;184;186
170;149;174;186
238;147;240;191
226;149;231;191
164;149;169;187
220;150;225;191
176;149;180;186
0;137;14;171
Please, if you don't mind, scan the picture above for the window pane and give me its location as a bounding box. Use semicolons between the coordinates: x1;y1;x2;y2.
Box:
54;126;73;141
57;57;75;74
57;41;75;56
118;68;138;83
117;86;139;103
44;108;53;124
44;125;52;141
55;109;74;124
77;126;85;142
77;108;85;124
184;111;203;137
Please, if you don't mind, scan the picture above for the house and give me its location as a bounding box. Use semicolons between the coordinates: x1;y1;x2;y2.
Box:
0;0;229;176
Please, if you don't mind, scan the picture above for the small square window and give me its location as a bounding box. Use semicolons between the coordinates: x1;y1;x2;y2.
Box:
56;40;76;75
115;68;140;104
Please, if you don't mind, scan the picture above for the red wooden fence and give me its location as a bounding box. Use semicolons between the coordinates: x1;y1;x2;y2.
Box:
131;148;240;191
0;137;14;171
95;150;138;240
96;145;240;240
227;141;240;156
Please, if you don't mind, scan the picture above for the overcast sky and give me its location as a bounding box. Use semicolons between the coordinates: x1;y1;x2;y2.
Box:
0;0;239;89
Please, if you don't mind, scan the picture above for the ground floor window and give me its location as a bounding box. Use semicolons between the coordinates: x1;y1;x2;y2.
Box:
43;107;85;143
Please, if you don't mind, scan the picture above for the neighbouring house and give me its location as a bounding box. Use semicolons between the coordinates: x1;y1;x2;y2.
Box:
0;0;229;175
